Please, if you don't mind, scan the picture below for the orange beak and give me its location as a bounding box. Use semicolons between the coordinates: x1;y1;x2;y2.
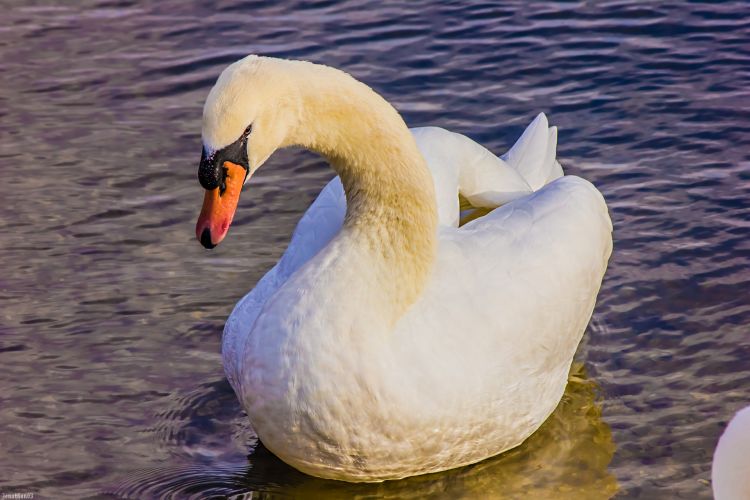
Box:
195;161;247;248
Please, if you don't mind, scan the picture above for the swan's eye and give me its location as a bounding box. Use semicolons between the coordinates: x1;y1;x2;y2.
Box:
241;124;252;143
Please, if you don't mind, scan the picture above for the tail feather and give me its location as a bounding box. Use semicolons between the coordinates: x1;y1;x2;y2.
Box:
502;113;564;191
544;127;564;184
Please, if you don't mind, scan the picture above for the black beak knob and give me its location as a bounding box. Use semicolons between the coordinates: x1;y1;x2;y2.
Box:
198;148;221;190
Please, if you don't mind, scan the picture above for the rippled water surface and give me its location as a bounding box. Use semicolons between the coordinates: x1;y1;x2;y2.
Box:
1;1;749;498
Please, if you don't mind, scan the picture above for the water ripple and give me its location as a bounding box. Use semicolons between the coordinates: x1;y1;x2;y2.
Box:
0;0;748;498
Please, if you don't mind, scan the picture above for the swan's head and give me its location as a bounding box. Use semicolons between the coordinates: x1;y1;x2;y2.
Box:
195;55;300;248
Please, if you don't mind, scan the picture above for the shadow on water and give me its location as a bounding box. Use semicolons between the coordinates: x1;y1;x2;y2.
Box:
110;364;618;499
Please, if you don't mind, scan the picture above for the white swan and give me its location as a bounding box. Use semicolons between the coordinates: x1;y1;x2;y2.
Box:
194;55;613;482
713;405;750;499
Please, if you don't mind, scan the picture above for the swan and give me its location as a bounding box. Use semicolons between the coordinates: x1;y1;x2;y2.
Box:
713;405;750;499
194;55;613;482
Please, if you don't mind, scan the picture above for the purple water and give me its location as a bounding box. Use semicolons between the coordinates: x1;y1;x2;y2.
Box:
1;1;749;497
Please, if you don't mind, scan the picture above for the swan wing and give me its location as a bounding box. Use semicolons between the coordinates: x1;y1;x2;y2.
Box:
451;175;613;345
412;127;531;226
222;177;345;391
399;175;612;404
366;174;614;462
411;113;563;228
501;113;564;190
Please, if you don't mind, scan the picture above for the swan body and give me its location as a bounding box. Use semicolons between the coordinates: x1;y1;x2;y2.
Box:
713;405;750;499
196;56;613;482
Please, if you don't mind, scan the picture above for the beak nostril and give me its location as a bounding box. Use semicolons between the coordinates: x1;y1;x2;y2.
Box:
219;166;229;196
200;228;215;249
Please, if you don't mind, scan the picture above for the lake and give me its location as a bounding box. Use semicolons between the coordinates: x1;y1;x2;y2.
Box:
1;0;749;498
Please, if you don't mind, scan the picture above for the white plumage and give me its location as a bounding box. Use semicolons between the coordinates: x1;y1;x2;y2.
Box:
713;405;750;499
200;56;613;482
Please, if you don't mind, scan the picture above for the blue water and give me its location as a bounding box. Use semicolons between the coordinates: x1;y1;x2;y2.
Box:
1;1;749;498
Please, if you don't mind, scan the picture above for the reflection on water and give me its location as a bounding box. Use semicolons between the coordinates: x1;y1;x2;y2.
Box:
112;364;617;499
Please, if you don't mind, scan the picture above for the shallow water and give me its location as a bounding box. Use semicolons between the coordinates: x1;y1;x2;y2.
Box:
1;0;749;498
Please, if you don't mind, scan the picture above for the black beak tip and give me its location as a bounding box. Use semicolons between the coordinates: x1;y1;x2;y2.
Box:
200;228;216;249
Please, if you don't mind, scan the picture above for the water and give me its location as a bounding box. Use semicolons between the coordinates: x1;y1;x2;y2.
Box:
1;0;748;498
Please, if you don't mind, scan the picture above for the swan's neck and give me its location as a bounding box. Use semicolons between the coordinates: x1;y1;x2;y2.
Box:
288;62;438;316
